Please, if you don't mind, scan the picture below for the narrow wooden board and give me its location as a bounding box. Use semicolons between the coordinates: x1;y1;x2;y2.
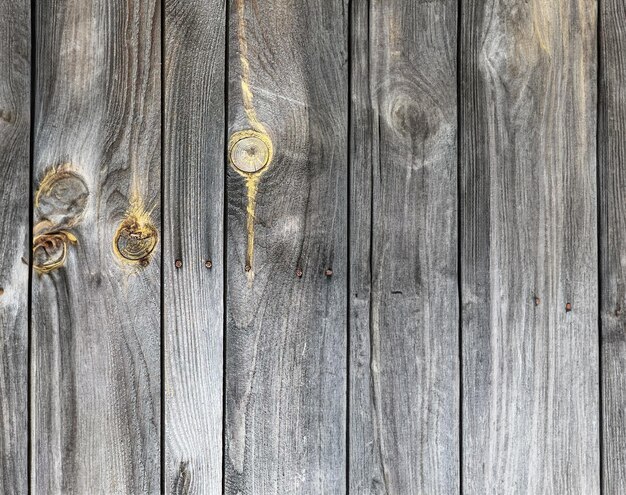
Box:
600;0;626;490
0;0;30;492
460;0;599;492
31;0;161;492
224;0;348;492
164;0;225;492
349;0;459;493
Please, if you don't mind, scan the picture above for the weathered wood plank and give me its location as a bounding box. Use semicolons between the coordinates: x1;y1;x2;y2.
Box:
460;0;599;492
32;0;161;492
224;0;348;492
164;0;225;492
600;0;626;490
349;0;459;493
0;0;30;492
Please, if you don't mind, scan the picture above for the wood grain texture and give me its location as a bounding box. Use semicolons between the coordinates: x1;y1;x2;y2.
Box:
0;0;30;493
32;0;161;492
600;0;626;491
224;0;348;493
460;0;599;492
349;0;459;493
164;0;225;493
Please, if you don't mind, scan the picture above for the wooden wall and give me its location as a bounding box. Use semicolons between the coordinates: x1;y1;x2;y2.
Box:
0;0;623;493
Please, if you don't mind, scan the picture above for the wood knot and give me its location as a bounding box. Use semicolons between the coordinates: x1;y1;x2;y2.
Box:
33;231;78;274
35;165;89;227
113;203;158;266
229;129;273;175
32;165;87;274
0;109;14;123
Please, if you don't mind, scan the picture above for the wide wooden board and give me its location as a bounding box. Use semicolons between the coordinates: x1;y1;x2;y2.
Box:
460;0;599;492
349;0;459;493
32;0;161;492
224;0;348;492
164;0;225;492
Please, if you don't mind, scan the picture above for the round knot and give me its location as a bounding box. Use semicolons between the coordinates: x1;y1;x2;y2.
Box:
33;231;77;274
114;219;158;264
229;130;273;174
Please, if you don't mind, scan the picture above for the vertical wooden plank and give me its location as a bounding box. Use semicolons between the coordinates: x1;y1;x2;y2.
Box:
224;0;348;492
461;0;599;492
164;0;225;492
32;0;161;492
600;0;626;490
349;0;459;493
0;0;29;492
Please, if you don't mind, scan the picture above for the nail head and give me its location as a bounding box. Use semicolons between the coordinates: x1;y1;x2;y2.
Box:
325;268;333;277
296;267;303;278
565;302;572;312
175;259;182;269
205;260;213;269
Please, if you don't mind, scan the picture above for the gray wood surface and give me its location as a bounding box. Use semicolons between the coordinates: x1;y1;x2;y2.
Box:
0;0;30;493
600;0;626;491
460;0;599;492
349;0;459;493
31;0;161;492
164;0;225;493
224;0;348;492
2;1;622;492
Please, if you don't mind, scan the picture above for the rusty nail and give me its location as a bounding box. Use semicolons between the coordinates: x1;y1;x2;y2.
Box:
565;302;572;312
245;264;251;272
534;297;540;306
325;268;333;277
295;267;303;278
140;259;149;267
205;260;213;269
175;259;182;269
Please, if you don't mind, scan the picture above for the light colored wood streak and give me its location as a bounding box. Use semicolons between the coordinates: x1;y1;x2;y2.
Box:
229;0;275;278
164;0;225;492
350;1;459;493
461;0;599;492
0;0;29;492
31;0;161;491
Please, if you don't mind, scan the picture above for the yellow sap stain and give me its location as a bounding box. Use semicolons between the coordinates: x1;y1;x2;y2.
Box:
236;0;266;135
231;0;274;279
113;191;158;267
229;130;272;282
